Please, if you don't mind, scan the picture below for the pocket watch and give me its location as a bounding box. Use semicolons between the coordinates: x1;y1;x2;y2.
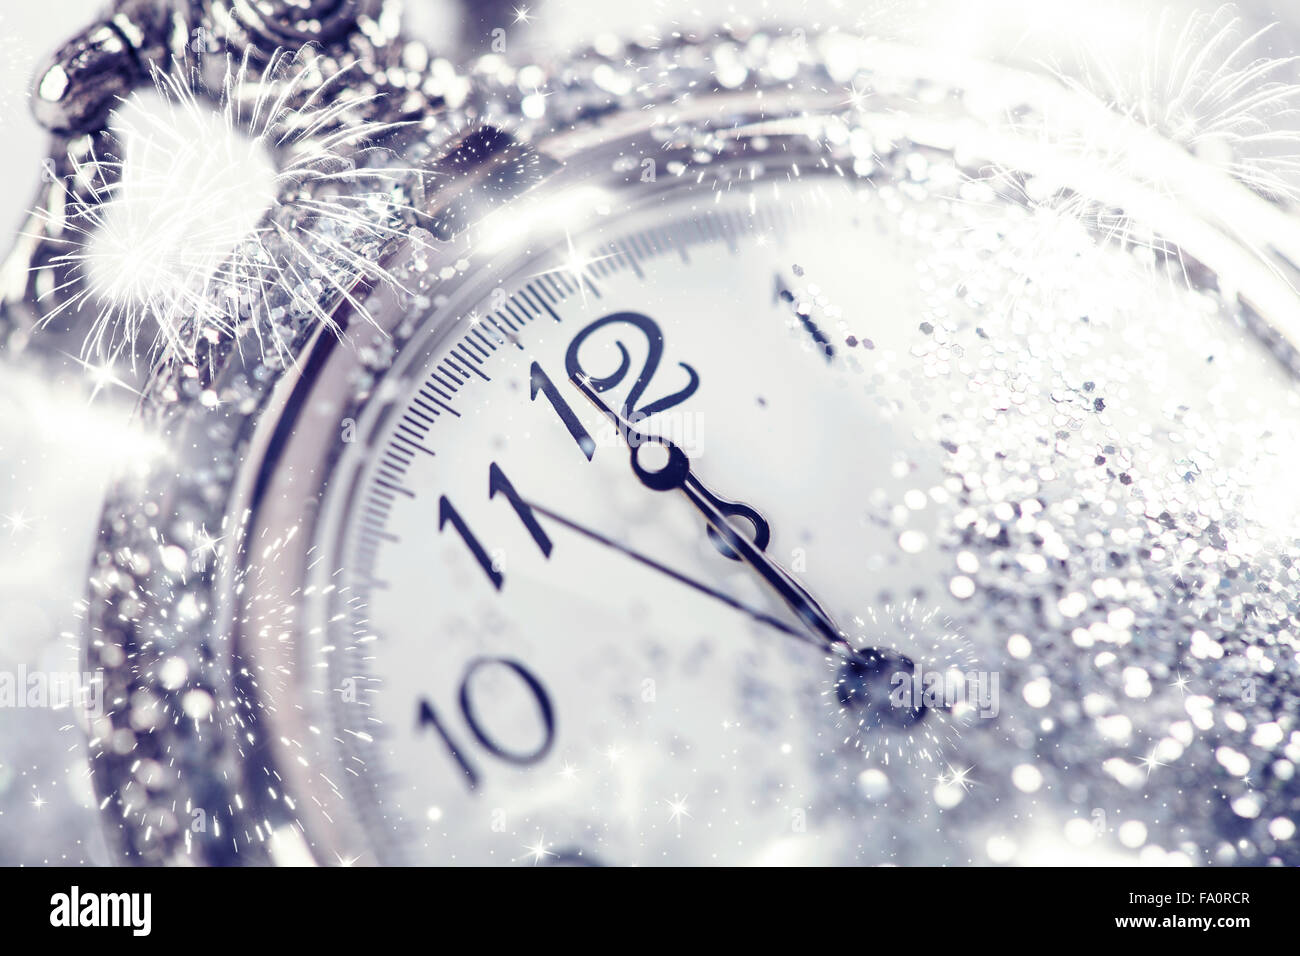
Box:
7;0;1300;866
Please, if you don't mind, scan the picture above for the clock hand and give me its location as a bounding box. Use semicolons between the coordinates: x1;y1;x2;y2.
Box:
569;374;855;657
530;495;925;730
523;499;823;647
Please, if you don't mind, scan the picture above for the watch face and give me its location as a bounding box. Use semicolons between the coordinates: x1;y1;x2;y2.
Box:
323;175;904;864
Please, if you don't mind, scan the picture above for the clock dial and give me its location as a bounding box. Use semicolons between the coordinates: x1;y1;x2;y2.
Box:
319;174;945;864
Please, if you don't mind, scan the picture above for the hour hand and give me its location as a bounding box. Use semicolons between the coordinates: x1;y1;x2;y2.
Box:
568;374;852;654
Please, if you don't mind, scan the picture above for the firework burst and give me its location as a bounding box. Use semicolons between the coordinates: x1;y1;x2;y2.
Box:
1057;5;1300;203
966;5;1300;305
35;45;420;370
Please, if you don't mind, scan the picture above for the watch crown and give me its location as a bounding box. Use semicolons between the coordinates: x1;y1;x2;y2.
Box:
31;0;178;135
32;25;140;134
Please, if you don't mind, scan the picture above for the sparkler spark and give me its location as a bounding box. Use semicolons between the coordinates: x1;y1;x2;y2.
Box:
824;601;987;770
34;46;419;369
84;512;369;859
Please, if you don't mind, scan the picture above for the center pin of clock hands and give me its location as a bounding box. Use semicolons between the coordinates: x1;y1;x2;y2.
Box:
567;372;865;662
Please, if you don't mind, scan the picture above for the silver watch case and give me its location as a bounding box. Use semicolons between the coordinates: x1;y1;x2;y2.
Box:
84;26;1300;865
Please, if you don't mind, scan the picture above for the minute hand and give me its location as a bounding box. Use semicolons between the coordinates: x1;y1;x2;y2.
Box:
570;375;851;654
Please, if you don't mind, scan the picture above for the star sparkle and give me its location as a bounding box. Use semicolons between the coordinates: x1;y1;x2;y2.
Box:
1139;749;1167;780
665;794;692;829
519;835;555;865
4;511;32;535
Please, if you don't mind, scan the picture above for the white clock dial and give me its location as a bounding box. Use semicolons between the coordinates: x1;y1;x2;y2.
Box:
320;175;947;864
